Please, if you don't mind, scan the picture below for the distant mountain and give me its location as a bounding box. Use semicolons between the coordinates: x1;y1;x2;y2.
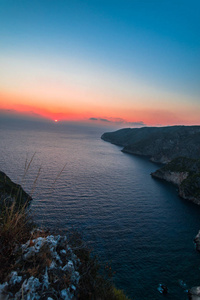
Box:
101;126;200;163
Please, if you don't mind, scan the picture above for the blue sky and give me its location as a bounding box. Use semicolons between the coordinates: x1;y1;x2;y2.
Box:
0;0;199;125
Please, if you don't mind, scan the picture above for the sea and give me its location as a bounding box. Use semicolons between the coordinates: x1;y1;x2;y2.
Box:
1;119;200;300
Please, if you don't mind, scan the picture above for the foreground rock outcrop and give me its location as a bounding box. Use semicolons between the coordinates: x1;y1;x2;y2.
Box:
188;286;200;300
0;231;80;300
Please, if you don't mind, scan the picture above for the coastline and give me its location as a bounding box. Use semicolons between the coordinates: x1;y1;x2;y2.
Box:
102;127;200;299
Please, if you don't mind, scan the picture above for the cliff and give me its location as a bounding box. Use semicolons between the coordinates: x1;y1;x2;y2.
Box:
101;126;200;163
151;157;200;205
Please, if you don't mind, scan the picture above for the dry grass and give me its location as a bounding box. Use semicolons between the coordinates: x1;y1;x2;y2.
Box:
0;200;34;282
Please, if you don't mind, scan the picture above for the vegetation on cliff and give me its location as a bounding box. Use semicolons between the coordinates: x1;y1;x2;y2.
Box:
101;126;200;163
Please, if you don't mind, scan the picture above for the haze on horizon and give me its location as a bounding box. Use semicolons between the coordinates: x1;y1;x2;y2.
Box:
0;0;200;127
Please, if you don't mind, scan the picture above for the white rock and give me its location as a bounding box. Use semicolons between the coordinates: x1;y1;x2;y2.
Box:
49;260;56;269
0;282;8;299
61;288;70;300
42;267;49;290
70;284;76;291
34;237;45;251
23;276;41;293
62;261;74;272
9;271;22;285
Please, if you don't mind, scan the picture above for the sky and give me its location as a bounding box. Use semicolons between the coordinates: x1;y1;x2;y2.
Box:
0;0;200;127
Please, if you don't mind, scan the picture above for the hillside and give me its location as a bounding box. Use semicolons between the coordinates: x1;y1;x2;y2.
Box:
101;126;200;163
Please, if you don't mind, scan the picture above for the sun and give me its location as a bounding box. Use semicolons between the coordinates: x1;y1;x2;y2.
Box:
54;119;58;122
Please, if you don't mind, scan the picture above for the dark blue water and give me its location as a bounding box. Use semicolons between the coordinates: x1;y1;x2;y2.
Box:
1;120;200;299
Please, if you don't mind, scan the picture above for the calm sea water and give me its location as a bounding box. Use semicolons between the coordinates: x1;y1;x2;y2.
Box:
1;120;200;300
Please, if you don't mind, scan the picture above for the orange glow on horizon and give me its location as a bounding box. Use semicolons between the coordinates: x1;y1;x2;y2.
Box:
0;89;200;127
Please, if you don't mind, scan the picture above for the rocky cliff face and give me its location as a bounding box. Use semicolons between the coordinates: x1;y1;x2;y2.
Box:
151;170;188;186
151;157;200;205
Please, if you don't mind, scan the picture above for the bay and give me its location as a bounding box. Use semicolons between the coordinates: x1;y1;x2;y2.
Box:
1;120;200;299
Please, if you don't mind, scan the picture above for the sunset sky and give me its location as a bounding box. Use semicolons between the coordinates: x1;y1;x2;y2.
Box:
0;0;200;127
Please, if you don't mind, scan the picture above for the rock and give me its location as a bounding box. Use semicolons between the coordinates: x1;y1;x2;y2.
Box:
62;260;74;272
151;170;188;186
0;233;80;299
9;271;22;285
157;284;168;294
188;286;200;299
194;231;200;252
0;282;9;300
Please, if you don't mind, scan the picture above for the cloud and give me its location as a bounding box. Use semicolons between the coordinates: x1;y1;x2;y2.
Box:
89;117;111;123
99;118;111;122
